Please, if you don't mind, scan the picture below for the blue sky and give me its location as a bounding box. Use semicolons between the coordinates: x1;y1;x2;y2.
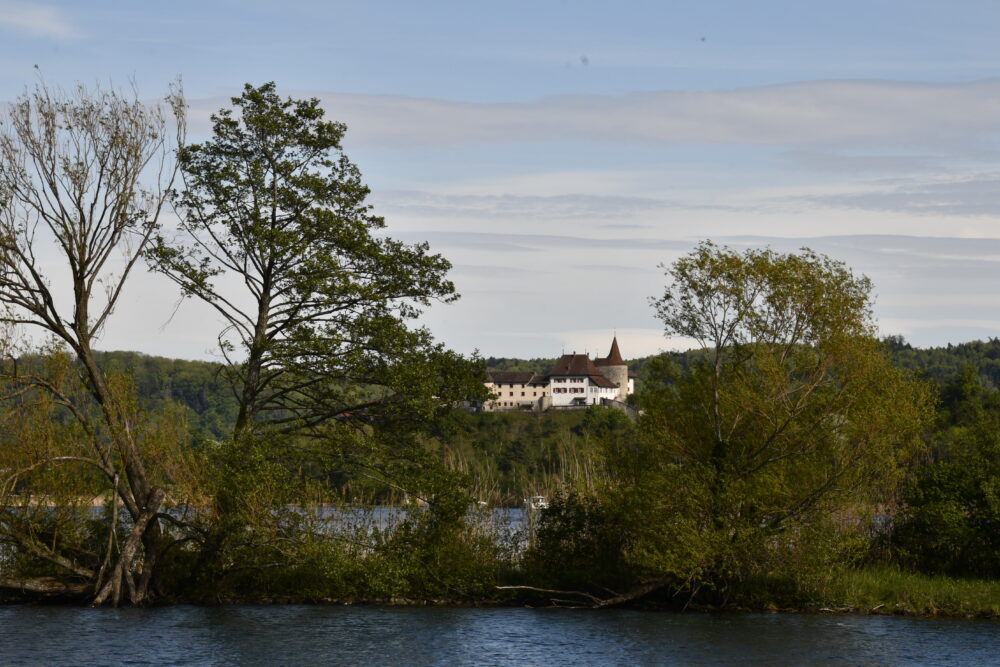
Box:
4;1;1000;360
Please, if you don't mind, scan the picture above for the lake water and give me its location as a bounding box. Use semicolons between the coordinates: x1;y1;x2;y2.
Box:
1;605;997;665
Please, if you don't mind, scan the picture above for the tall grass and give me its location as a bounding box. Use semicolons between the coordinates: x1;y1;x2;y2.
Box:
814;566;1000;617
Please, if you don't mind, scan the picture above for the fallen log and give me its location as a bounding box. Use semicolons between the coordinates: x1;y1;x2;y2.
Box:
0;575;89;596
496;580;668;608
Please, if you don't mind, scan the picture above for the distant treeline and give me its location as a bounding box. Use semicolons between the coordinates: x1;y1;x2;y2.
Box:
488;337;1000;393
69;338;1000;445
884;336;1000;388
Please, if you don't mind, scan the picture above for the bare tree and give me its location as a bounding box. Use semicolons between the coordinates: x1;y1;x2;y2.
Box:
0;79;185;605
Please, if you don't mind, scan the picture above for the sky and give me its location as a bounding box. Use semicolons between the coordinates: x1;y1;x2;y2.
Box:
3;0;1000;360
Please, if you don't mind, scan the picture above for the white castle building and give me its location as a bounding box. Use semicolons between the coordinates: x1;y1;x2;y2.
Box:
484;337;635;411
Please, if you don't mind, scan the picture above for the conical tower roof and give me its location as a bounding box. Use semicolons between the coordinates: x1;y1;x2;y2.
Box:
595;337;624;366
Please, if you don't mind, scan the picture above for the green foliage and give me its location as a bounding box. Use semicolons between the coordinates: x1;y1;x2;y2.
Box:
893;369;1000;577
151;82;483;441
92;351;239;441
577;405;633;440
525;491;633;591
375;506;505;599
141;83;493;599
532;243;935;602
484;357;555;375
890;337;1000;389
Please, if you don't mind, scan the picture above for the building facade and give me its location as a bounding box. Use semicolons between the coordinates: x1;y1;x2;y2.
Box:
483;337;634;412
483;371;548;410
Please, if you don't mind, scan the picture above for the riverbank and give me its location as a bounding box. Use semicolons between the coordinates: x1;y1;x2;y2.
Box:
147;568;1000;621
722;566;1000;620
814;566;1000;619
5;563;1000;621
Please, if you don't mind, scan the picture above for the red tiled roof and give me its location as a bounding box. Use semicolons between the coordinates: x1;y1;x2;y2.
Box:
544;354;620;388
588;374;618;388
546;353;602;377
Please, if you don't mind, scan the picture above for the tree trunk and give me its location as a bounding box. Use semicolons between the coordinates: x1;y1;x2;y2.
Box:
92;487;166;607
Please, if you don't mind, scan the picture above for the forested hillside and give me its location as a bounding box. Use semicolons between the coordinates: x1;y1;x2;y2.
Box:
885;336;1000;387
94;337;1000;443
92;351;239;441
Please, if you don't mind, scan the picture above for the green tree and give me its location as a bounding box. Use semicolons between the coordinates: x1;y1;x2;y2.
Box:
893;425;1000;577
151;82;479;443
608;243;930;601
148;83;486;596
893;369;1000;577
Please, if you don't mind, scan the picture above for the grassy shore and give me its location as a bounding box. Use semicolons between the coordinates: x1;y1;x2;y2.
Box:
216;566;1000;618
809;566;1000;618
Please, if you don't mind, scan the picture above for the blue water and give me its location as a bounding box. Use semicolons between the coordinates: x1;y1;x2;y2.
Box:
1;605;997;665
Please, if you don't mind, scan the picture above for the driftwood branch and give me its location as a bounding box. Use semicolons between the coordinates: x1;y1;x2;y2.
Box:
495;585;602;605
496;580;668;608
0;575;89;596
590;580;668;607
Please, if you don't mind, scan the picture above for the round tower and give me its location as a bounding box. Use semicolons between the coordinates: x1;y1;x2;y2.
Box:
594;337;629;402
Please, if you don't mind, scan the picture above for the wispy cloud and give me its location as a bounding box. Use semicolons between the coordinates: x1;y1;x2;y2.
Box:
569;263;657;274
719;234;1000;286
391;231;692;253
0;1;78;39
776;151;942;174
795;175;1000;216
451;263;551;277
375;190;678;220
601;223;651;230
721;233;1000;256
226;79;1000;153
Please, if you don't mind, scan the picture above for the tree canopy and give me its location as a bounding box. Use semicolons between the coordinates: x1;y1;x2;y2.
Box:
547;242;935;600
151;82;482;442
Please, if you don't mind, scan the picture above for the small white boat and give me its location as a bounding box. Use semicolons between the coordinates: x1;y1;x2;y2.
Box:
525;495;549;511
